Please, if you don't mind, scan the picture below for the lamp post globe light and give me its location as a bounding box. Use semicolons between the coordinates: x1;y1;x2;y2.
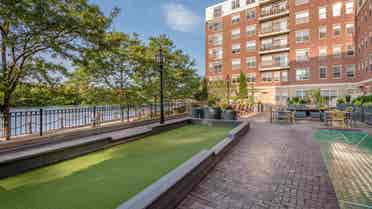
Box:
155;48;166;124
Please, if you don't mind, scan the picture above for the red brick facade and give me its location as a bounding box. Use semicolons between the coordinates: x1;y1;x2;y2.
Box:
356;0;372;93
205;0;372;104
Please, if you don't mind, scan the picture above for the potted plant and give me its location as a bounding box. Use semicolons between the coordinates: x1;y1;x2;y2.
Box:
205;97;222;119
222;105;237;120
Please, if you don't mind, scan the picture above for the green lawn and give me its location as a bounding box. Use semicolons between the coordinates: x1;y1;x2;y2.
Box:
0;124;233;209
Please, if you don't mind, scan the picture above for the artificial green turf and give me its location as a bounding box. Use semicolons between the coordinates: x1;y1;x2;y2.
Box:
314;129;372;153
0;124;233;209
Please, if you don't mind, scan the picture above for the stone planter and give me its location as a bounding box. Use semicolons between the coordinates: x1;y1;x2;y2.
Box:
191;107;204;119
222;109;237;120
206;107;222;120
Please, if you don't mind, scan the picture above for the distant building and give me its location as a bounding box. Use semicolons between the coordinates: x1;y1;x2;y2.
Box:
205;0;372;105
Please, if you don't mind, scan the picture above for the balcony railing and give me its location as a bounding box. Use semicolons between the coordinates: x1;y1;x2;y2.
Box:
261;26;288;34
261;4;289;18
259;62;289;71
260;28;289;37
260;43;289;51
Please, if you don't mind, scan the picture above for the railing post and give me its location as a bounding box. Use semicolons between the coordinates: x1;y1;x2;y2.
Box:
91;106;96;128
120;105;124;122
60;111;64;129
127;104;130;122
150;104;153;119
28;112;33;134
39;109;43;136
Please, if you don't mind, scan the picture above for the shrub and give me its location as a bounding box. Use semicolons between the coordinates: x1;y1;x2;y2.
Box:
337;97;346;105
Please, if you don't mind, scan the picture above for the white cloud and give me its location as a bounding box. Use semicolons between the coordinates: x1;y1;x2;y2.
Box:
163;3;201;32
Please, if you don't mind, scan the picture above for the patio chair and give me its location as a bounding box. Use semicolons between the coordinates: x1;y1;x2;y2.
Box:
294;110;307;120
332;111;346;128
324;112;332;126
277;111;292;123
310;111;321;120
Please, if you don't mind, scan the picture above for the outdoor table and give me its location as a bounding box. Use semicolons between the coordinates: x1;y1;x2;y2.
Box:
324;111;352;128
270;110;293;124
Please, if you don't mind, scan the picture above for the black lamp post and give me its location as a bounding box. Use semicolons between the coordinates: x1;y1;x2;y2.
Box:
156;48;166;124
226;74;231;105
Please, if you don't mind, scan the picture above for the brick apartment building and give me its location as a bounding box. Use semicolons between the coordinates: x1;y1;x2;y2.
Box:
205;0;372;105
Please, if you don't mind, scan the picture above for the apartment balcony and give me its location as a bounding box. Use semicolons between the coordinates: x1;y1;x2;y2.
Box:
259;63;289;71
259;29;290;38
259;8;289;22
260;44;290;55
259;0;285;6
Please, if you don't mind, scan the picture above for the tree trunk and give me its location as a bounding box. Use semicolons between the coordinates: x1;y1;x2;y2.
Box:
1;93;11;140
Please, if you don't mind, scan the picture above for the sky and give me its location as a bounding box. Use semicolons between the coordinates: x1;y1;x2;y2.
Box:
89;0;222;77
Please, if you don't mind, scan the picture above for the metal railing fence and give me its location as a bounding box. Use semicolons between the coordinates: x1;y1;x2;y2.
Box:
0;102;188;139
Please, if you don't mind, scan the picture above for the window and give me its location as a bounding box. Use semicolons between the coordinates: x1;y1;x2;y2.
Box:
209;47;223;59
273;18;288;31
208;34;223;45
282;71;288;81
208;21;223;32
261;38;272;51
232;58;241;70
296;30;310;43
261;55;272;66
213;6;223;18
345;2;354;14
246;41;256;51
333;45;342;58
262;72;272;82
231;75;239;84
320;66;327;79
296;10;309;24
346;44;354;56
274;71;280;81
232;44;241;54
296;68;310;80
346;64;355;78
296;48;310;62
246;8;256;19
232;0;240;9
333;3;342;17
232;14;240;24
319;47;327;58
296;0;309;6
246;73;256;82
319;26;327;39
332;65;342;79
246;25;256;36
319;7;327;19
333;24;341;36
273;35;288;48
231;28;240;39
346;23;354;35
246;56;256;68
274;53;288;66
296;89;308;98
209;61;223;73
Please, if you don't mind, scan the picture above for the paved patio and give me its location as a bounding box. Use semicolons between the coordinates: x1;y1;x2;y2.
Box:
177;113;340;209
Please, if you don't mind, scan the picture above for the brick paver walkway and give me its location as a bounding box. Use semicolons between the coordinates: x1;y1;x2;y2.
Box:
177;114;340;209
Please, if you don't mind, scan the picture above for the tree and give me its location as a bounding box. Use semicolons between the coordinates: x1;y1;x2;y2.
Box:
238;72;247;100
0;0;115;139
133;35;200;104
200;78;208;102
81;32;144;107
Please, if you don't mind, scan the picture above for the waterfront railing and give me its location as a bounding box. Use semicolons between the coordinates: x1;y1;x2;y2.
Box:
0;102;188;139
